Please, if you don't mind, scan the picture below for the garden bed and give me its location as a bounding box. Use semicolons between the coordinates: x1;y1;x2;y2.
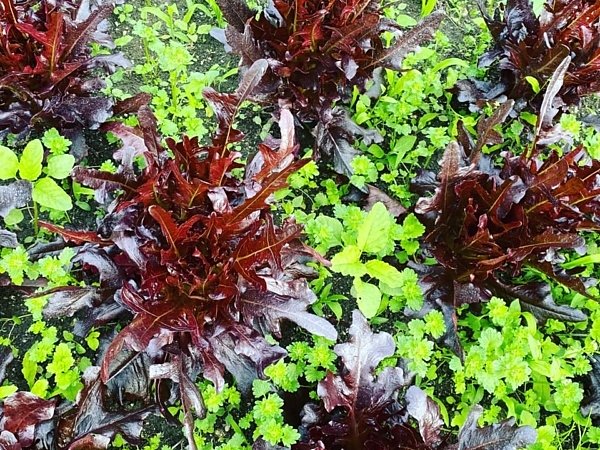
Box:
1;0;600;449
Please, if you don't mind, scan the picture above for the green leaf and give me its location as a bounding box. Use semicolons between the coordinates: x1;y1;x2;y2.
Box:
0;146;19;180
525;76;541;94
0;385;18;399
19;139;44;181
421;0;437;17
33;178;73;211
352;278;381;319
22;355;38;387
396;14;417;27
365;260;404;288
357;202;392;254
46;154;75;180
431;57;469;73
42;128;71;155
331;245;366;277
31;379;49;398
4;208;24;226
562;253;600;269
400;213;426;240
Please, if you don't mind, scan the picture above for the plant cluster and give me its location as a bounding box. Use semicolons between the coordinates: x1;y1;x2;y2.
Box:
473;0;600;110
0;0;128;136
2;0;600;449
108;0;238;139
215;0;443;178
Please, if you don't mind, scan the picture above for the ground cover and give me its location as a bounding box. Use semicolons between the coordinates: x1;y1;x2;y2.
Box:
1;0;600;449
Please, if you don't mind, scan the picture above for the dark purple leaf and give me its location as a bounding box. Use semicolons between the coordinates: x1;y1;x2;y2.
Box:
454;405;536;450
43;287;101;319
58;366;156;449
0;181;31;218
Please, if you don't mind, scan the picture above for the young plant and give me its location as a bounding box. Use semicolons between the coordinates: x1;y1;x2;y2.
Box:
108;1;236;139
329;203;425;318
0;133;75;233
0;0;129;135
479;0;600;109
215;0;442;177
294;310;537;449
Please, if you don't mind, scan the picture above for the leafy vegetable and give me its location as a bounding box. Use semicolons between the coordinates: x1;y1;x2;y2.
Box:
294;310;536;449
0;0;129;135
479;0;600;109
42;62;336;449
413;135;600;330
215;0;442;176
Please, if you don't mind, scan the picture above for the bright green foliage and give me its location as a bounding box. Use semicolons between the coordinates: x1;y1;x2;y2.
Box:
324;203;424;318
109;1;237;138
350;155;379;189
0;246;33;285
0;136;75;222
395;314;442;378
22;318;91;401
266;337;336;387
446;298;598;447
41;128;72;155
0;247;75;287
349;28;483;205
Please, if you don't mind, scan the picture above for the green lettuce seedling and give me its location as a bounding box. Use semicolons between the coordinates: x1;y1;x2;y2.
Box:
0;131;74;230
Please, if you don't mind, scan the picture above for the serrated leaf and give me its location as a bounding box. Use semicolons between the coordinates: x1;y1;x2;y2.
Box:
18;139;44;181
33;178;73;211
357;202;391;254
365;260;404;288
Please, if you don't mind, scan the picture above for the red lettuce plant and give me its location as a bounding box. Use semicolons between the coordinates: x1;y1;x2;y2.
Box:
0;0;129;135
478;0;600;108
214;0;442;178
40;60;336;405
294;310;537;450
412;131;600;342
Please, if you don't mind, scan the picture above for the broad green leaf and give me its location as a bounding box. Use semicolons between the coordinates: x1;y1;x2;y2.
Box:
33;178;73;211
0;146;19;180
46;154;75;180
365;260;404;288
396;14;417;27
357;202;392;254
331;245;366;277
352;278;381;319
19;139;44;181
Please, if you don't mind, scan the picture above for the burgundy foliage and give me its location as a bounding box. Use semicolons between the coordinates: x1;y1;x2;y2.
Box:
0;0;129;135
41;59;337;407
215;0;441;177
413;133;600;327
293;310;536;450
480;0;600;108
0;392;56;450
